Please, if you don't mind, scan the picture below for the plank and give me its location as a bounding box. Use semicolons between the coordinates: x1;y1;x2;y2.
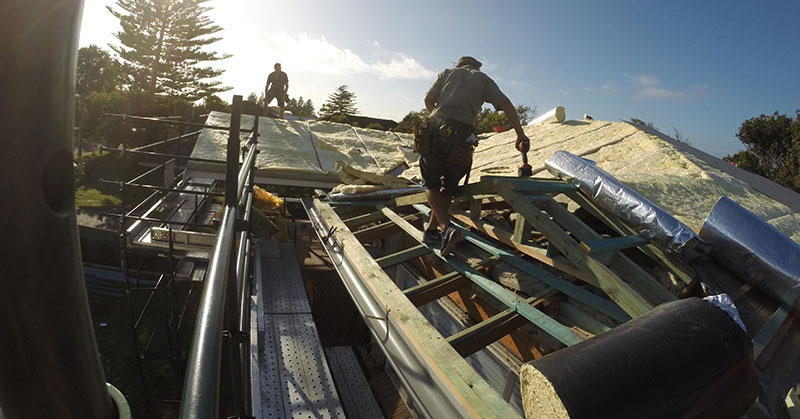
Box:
404;258;500;307
447;288;555;357
353;213;421;242
325;346;385;419
480;176;578;194
753;304;794;364
580;234;651;254
379;206;585;347
342;211;385;229
495;182;654;318
375;244;432;269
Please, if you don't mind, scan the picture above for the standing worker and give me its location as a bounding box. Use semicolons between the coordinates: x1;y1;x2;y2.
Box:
264;63;289;118
418;56;530;254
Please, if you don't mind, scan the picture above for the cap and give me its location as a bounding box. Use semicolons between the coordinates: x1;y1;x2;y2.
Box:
456;56;482;69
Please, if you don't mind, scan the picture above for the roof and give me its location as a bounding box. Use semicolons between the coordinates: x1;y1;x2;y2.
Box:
400;118;800;244
187;111;416;187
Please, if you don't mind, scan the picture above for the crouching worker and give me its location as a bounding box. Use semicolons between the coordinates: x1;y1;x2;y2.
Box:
417;56;530;255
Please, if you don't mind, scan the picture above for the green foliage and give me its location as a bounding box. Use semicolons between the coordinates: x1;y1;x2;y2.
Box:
474;104;535;134
394;109;430;133
285;96;316;118
197;95;231;114
724;110;800;191
75;186;122;208
319;85;358;119
108;0;231;102
77;45;122;96
365;123;384;131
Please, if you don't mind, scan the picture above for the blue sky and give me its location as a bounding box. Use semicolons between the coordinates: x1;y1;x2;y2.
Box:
79;0;800;157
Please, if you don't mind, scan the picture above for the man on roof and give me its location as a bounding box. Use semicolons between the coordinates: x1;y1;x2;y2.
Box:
419;56;530;254
264;63;289;118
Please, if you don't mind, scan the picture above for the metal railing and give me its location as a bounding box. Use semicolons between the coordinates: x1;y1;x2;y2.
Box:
179;95;259;418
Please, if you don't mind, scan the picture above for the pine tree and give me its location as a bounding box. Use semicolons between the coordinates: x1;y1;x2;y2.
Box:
108;0;230;103
319;85;358;119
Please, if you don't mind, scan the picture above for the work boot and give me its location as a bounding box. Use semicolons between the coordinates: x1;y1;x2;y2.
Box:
423;228;441;245
440;225;461;255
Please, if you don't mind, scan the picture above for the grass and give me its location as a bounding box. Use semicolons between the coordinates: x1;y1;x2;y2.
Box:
75;186;122;208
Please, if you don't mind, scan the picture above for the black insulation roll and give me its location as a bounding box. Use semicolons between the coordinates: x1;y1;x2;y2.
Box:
520;297;757;418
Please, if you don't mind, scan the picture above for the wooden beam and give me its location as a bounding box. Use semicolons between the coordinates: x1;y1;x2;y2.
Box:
375;244;432;268
379;205;585;347
480;176;579;194
580;234;651;254
404;257;500;306
342;211;385;229
447;288;556;357
496;182;654;318
353;213;421;242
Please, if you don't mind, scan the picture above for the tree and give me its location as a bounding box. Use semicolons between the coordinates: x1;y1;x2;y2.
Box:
474;104;536;134
108;0;230;103
394;109;429;133
630;118;657;130
285;96;316;118
76;45;122;97
724;111;800;191
319;85;358;119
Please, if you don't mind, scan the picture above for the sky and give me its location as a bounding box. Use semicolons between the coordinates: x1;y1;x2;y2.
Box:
79;0;800;158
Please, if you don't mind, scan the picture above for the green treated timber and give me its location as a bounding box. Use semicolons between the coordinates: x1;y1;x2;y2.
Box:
566;190;695;285
496;183;654;318
353;213;421;242
753;303;791;359
379;205;585;347
404;257;500;307
375;244;432;268
447;288;555;357
558;302;614;336
413;204;630;323
342;210;385;229
312;200;521;417
581;234;651;254
480;176;579;194
538;197;676;306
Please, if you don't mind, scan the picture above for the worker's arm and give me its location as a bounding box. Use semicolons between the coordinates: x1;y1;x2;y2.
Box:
497;97;530;152
424;92;437;113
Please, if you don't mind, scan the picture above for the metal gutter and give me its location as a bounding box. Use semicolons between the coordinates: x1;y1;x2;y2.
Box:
303;199;518;418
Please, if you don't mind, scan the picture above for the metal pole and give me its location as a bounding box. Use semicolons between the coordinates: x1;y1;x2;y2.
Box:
0;0;119;418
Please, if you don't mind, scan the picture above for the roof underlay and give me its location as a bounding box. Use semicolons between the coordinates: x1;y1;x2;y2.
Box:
401;119;800;244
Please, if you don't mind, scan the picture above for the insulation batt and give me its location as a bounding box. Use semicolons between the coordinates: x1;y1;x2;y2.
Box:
401;119;799;244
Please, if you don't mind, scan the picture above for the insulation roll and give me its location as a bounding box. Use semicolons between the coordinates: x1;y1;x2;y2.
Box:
528;106;566;125
519;297;757;418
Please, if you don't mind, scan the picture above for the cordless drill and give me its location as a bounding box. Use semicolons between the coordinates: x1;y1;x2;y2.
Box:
518;141;532;177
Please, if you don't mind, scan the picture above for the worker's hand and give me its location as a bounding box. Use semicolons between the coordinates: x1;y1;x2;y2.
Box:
515;134;530;153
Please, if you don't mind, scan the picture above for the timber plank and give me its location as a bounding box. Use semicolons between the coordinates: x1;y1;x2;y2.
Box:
404;257;500;306
375;244;431;268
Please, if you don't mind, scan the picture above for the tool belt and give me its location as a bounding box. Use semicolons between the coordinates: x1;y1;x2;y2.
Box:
413;119;475;166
